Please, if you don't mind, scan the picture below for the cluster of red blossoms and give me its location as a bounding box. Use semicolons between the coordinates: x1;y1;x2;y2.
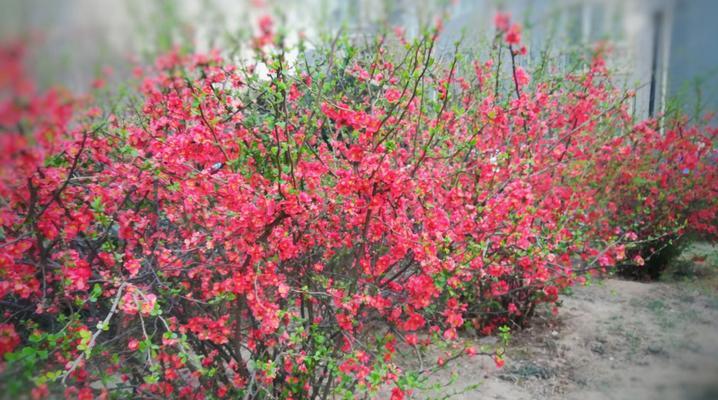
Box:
0;12;716;400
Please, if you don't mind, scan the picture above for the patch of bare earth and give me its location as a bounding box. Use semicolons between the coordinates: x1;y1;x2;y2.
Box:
414;244;718;400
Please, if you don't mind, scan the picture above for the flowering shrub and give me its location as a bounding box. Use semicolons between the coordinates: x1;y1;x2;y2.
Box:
1;12;717;399
595;116;718;277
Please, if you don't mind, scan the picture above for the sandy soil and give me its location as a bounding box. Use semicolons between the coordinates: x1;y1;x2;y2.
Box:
413;243;718;400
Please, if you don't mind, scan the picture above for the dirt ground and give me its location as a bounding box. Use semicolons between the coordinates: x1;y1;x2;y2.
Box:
415;243;718;400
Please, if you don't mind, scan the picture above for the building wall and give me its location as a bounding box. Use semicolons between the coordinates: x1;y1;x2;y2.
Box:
667;0;718;121
1;0;715;121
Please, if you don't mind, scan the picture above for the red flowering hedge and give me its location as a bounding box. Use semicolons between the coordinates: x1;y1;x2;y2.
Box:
1;13;717;399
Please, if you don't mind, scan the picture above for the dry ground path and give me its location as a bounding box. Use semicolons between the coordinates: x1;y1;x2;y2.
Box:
418;243;718;400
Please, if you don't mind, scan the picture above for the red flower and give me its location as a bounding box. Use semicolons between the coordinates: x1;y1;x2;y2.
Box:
124;256;142;277
543;286;559;301
390;387;405;400
258;15;273;34
385;88;402;104
506;24;522;45
0;323;20;356
185;315;231;344
405;274;438;309
494;12;511;31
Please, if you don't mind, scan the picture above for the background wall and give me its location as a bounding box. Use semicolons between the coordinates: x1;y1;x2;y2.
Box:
668;0;718;121
0;0;716;120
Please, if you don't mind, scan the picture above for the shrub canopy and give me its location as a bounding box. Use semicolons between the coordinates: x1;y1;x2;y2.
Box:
0;12;716;400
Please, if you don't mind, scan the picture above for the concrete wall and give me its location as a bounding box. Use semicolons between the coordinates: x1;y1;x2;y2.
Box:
1;0;715;120
667;0;718;121
0;0;326;90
